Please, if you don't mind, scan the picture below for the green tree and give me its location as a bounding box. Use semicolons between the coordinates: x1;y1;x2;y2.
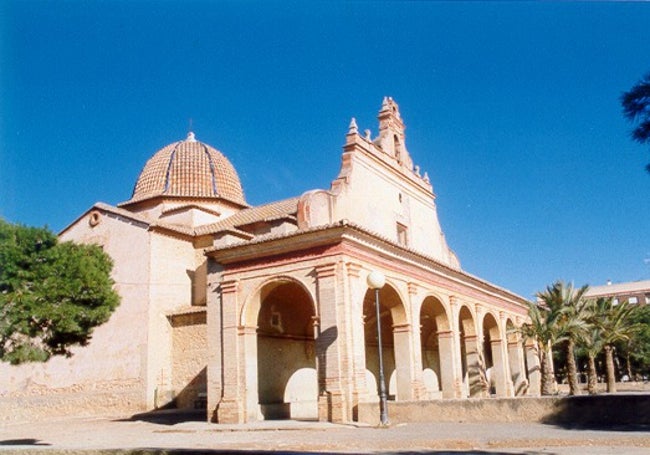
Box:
578;322;605;395
0;219;120;364
585;297;640;393
621;72;650;172
536;281;590;396
626;304;650;378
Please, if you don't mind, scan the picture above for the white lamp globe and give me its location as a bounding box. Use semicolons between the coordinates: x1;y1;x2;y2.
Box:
367;271;386;290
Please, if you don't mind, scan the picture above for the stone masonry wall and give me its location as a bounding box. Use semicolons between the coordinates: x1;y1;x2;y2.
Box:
0;379;145;423
171;311;208;409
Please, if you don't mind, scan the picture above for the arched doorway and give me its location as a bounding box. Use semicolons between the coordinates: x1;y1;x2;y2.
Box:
363;283;410;401
256;280;317;420
506;319;526;396
458;305;481;397
420;296;452;399
482;313;499;395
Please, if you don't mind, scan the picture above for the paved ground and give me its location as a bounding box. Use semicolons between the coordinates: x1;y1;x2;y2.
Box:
1;410;649;455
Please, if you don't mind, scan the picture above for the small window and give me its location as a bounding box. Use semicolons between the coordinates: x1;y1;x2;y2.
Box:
628;296;638;304
270;305;284;333
613;298;619;306
397;223;408;247
394;135;401;162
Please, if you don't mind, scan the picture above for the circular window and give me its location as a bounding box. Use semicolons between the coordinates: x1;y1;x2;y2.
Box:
88;210;102;227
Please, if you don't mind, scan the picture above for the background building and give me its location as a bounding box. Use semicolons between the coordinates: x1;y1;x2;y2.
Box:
585;279;650;305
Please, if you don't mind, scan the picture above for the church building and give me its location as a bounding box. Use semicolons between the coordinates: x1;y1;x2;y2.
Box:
1;99;534;424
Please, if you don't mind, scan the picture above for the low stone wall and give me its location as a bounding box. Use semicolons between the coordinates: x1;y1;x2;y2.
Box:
0;383;146;423
358;397;556;424
358;393;650;426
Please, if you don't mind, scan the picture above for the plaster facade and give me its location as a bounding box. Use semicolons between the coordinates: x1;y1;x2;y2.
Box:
0;98;533;424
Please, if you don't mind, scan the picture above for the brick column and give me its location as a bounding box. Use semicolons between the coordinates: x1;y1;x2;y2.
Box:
346;262;369;419
215;279;246;423
315;263;350;423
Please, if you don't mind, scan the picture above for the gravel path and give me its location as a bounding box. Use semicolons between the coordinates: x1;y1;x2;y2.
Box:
1;412;649;454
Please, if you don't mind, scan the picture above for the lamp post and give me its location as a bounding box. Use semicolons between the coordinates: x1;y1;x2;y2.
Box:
367;270;389;426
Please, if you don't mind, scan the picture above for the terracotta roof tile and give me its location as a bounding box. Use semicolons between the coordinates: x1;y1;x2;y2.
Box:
124;137;246;206
193;197;299;236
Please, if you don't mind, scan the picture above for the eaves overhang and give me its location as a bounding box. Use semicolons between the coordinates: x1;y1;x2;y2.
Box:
205;219;351;264
58;202;151;236
205;220;529;309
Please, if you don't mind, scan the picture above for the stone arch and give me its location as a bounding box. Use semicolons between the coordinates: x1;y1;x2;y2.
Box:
241;275;317;328
458;305;476;337
482;312;500;369
505;318;518;344
246;277;317;420
420;295;452;399
363;280;412;400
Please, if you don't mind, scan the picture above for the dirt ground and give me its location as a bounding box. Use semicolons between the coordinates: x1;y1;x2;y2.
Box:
1;409;649;455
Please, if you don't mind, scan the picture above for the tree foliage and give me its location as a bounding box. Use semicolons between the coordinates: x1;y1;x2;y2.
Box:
621;72;650;172
0;219;120;364
534;281;590;396
626;304;650;376
524;280;646;396
583;297;641;393
519;301;558;395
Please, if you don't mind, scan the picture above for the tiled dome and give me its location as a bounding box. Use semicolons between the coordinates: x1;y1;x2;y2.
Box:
126;133;246;206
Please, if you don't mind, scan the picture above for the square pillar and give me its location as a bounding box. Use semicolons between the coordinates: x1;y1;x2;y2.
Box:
213;279;246;423
525;340;541;396
393;323;414;400
508;340;527;396
489;339;510;397
242;326;261;420
437;330;456;399
464;335;487;397
345;263;370;419
206;274;223;422
315;263;352;423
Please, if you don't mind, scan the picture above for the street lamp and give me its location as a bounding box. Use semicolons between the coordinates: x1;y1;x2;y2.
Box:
367;270;389;426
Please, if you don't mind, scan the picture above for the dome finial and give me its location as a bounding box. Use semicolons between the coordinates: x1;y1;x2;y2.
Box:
186;131;197;142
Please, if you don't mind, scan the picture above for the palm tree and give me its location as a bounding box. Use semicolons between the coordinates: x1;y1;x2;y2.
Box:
586;297;640;393
621;72;650;172
536;281;590;396
578;323;605;394
519;300;562;395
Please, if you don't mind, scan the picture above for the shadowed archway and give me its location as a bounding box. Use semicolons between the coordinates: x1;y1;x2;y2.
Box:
363;283;411;401
458;305;481;397
506;318;527;396
420;296;452;399
256;280;317;420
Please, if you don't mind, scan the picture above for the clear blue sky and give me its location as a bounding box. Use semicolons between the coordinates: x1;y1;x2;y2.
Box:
1;1;649;299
